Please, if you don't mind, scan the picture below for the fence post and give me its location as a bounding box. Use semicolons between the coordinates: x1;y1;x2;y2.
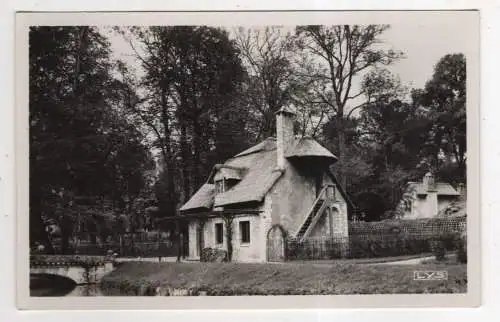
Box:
119;235;123;257
157;230;161;263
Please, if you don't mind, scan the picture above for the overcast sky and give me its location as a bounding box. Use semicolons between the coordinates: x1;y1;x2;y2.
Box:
103;22;473;103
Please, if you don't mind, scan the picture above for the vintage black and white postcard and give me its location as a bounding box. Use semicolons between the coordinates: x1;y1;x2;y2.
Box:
15;10;480;309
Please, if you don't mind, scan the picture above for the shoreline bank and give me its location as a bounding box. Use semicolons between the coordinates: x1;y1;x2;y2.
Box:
99;261;467;296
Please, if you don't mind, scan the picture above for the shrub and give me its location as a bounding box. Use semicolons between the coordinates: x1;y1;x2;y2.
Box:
200;247;227;262
430;239;446;261
456;233;467;264
285;241;299;260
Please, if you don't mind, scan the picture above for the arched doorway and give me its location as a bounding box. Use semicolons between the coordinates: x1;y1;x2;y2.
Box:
266;225;287;262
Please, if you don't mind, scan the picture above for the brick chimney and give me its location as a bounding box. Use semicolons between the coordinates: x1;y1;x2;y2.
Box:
275;106;296;170
423;172;436;191
423;172;438;216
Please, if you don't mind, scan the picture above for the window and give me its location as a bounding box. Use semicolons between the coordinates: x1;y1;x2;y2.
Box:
215;180;224;194
215;223;223;244
404;200;412;212
239;221;250;244
225;179;239;191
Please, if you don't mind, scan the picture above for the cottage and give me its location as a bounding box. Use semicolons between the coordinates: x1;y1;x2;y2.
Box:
399;172;462;219
179;106;352;262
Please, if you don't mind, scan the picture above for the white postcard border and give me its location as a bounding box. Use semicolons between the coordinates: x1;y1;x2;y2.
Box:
14;10;481;311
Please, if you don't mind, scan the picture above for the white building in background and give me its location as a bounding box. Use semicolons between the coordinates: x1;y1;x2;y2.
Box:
400;172;462;219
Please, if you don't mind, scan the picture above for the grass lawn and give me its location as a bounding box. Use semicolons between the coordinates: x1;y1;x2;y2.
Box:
288;253;435;265
100;261;467;296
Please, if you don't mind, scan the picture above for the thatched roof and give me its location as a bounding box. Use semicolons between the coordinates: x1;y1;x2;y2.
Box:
285;137;337;163
180;135;339;212
233;137;276;158
213;165;246;181
408;182;460;196
179;183;215;212
214;147;284;206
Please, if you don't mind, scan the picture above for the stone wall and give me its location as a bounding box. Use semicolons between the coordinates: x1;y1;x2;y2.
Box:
30;262;114;285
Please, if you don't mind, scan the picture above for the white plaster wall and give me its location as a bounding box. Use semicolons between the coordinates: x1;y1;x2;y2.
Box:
306;174;349;239
188;221;198;259
309;210;331;237
409;193;440;219
196;214;267;263
331;202;349;238
202;217;228;252
231;215;266;262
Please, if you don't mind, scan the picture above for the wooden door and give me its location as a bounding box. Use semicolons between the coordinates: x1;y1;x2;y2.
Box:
267;225;286;262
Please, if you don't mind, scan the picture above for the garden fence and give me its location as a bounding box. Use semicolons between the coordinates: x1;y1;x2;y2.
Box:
71;241;180;258
279;217;467;261
43;230;189;258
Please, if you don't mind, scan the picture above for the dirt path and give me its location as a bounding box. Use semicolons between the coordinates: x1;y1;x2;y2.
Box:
114;255;439;265
115;256;179;263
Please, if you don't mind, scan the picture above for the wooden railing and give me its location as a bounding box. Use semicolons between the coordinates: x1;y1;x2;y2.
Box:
294;184;336;239
300;201;329;242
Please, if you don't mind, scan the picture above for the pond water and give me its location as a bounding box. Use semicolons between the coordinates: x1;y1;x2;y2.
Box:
30;274;104;297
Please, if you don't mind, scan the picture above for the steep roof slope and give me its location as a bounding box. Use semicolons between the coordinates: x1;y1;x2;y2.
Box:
286;137;337;163
214;147;283;207
179;183;215;212
408;182;460;196
180;136;340;212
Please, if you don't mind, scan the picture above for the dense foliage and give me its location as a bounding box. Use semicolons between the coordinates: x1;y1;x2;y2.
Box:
30;27;154;252
30;26;467;252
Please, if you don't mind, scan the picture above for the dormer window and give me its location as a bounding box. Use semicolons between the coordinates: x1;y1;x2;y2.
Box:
215;179;225;193
215;178;239;193
404;199;412;212
213;165;245;194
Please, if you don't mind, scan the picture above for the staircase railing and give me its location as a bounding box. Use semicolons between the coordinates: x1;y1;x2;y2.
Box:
300;201;329;242
294;184;336;239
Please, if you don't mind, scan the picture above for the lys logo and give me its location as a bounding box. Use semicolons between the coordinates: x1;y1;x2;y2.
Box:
413;270;448;281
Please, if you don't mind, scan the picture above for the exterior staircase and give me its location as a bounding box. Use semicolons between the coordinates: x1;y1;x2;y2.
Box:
295;185;336;242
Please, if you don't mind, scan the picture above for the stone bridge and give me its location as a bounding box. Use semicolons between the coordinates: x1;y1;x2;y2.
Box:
30;255;115;285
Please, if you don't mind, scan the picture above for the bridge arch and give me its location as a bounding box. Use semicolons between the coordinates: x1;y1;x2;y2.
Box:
30;262;114;285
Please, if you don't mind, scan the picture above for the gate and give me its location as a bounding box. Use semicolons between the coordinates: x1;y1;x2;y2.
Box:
266;225;287;262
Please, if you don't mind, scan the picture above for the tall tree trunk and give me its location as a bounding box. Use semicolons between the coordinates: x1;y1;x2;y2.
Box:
160;87;177;217
72;27;89;96
192;117;204;189
336;114;347;189
30;190;55;253
180;121;191;203
60;215;72;254
224;216;233;262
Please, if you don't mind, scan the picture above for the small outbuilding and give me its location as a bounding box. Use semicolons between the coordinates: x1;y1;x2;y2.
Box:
399;172;463;219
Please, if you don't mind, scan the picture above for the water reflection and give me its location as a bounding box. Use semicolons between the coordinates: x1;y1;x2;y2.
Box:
66;284;104;296
30;274;104;297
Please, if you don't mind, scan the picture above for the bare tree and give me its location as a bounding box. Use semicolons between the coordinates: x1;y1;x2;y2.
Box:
296;25;403;186
234;27;297;140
